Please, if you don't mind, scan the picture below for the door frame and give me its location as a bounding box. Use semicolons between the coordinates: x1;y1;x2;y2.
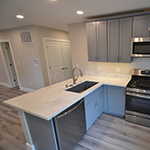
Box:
42;37;70;85
0;39;21;88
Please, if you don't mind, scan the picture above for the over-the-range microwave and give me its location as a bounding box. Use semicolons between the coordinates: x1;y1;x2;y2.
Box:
131;37;150;57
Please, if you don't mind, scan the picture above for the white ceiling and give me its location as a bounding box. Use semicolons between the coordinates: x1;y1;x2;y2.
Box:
0;0;150;32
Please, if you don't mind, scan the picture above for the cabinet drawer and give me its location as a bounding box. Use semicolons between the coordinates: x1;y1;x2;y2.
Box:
84;86;103;106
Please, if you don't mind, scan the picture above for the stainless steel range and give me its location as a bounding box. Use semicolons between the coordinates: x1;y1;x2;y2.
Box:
125;69;150;127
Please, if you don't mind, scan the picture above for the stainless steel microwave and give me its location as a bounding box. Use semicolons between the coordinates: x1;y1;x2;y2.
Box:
131;37;150;57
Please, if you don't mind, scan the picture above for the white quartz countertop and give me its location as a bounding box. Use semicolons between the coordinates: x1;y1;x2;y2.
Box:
4;75;131;121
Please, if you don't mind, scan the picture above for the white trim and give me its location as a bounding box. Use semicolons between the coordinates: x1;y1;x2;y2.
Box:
42;38;52;85
0;39;21;88
26;143;35;150
18;110;34;145
20;86;35;92
42;37;70;85
43;37;70;43
0;43;13;88
0;82;11;88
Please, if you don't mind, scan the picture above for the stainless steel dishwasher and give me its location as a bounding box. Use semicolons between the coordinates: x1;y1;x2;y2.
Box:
54;99;86;150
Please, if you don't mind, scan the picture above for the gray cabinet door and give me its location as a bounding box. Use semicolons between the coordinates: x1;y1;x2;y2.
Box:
119;17;132;63
95;92;103;119
108;19;119;62
86;22;97;61
96;21;107;62
108;86;125;116
133;15;150;37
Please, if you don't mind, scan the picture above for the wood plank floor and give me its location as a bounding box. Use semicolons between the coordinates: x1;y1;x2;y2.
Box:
0;85;150;150
0;85;27;150
76;114;150;150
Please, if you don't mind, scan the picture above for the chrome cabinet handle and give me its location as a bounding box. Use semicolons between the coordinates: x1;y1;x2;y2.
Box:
148;27;150;37
116;55;119;61
119;55;122;61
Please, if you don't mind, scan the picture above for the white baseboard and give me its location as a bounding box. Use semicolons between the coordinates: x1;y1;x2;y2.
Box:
0;82;12;88
20;87;35;92
26;143;35;150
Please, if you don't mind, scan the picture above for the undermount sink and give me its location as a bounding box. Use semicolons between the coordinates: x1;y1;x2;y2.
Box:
65;81;98;93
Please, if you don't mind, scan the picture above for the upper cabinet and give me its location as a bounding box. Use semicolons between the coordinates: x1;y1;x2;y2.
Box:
86;22;97;61
108;17;132;63
86;13;150;63
133;15;150;37
86;21;107;62
119;17;132;63
108;19;119;62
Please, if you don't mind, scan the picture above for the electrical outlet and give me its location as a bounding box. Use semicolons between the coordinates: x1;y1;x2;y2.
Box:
116;68;120;72
30;83;33;86
98;67;101;71
18;62;20;65
0;77;3;80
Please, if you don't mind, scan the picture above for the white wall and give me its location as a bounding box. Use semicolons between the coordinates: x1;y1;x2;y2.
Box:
0;25;69;91
0;26;44;91
68;23;150;76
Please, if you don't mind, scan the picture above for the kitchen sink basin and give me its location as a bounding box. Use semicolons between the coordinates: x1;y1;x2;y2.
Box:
66;81;98;93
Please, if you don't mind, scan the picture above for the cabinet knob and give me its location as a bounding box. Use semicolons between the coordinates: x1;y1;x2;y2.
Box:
65;67;67;69
62;68;64;70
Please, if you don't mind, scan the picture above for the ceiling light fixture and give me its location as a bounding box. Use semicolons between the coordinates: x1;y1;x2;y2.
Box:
76;11;84;15
16;15;24;19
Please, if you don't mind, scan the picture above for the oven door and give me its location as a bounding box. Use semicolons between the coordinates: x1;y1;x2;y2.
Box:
125;92;150;127
126;92;150;116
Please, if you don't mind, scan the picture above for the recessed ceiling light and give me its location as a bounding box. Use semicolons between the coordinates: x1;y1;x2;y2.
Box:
76;11;84;15
16;15;24;19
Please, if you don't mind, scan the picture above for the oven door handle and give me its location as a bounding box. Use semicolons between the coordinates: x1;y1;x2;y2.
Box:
126;92;150;99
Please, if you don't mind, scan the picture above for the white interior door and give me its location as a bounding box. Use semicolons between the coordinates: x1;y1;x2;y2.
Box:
45;41;64;84
61;42;72;80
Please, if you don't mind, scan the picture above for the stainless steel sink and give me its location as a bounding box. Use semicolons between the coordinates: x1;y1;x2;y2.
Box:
65;81;98;93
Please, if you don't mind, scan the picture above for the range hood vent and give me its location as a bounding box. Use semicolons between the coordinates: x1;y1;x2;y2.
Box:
20;30;33;44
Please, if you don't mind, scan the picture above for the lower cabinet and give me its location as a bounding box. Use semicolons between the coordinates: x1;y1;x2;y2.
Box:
107;86;125;116
84;87;103;130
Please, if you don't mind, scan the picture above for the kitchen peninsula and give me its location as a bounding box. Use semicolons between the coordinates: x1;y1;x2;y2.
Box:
4;75;130;150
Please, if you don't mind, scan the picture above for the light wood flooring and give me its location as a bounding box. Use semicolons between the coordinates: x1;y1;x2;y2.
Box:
0;85;27;150
0;85;150;150
76;114;150;150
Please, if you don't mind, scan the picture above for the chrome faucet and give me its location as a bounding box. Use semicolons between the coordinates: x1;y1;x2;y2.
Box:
72;67;83;84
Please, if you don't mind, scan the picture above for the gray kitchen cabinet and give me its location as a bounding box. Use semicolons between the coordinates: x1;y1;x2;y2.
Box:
108;19;119;62
96;21;107;62
119;17;132;62
107;86;125;116
86;21;107;62
133;15;150;37
86;22;97;61
25;113;58;150
84;87;103;130
108;17;132;63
